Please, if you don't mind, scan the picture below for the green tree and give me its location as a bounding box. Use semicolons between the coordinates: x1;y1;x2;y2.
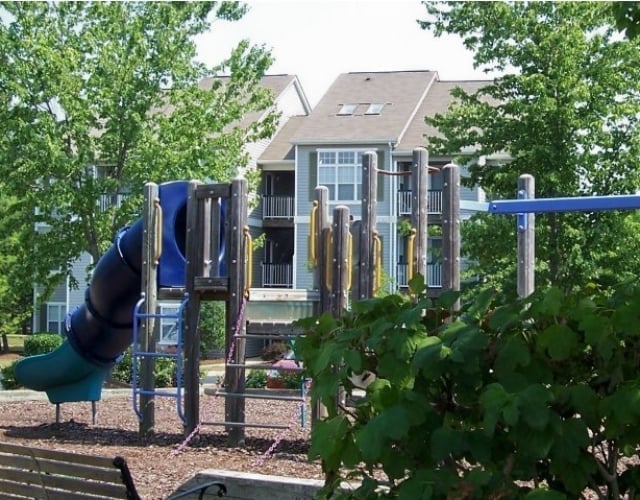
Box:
0;186;32;336
612;2;640;39
420;2;640;293
0;2;277;302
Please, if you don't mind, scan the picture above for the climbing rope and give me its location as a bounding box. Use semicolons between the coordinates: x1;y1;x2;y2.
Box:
171;295;248;455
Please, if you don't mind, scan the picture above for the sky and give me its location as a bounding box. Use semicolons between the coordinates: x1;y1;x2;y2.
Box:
195;0;495;107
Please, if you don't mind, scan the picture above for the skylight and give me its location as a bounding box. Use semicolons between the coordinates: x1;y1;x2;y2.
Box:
365;103;385;115
338;103;358;115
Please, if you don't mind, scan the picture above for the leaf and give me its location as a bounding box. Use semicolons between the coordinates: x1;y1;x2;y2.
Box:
355;418;385;462
343;349;363;373
537;324;578;361
524;489;567;500
536;287;564;317
480;383;509;435
430;427;456;461
488;304;520;332
518;384;552;430
411;336;443;379
495;335;531;375
466;288;494;319
309;415;349;464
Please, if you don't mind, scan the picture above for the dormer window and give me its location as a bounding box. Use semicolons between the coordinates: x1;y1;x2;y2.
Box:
338;103;357;116
365;103;385;115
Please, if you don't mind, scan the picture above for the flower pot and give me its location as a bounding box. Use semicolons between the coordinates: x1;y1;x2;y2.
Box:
266;377;286;389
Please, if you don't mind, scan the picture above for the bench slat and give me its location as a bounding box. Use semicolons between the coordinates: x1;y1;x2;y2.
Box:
0;454;123;483
0;467;128;498
0;442;141;500
0;442;115;469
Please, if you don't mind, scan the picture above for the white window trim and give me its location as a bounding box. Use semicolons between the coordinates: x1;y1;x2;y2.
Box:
46;302;66;335
316;148;378;203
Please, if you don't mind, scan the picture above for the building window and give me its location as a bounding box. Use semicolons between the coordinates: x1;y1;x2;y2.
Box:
337;103;357;116
47;303;66;334
159;305;180;345
365;103;385;115
318;150;363;201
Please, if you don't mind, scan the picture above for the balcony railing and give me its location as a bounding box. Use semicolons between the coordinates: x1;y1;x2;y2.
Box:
262;195;294;218
261;262;293;288
396;263;442;289
397;190;443;216
99;193;128;212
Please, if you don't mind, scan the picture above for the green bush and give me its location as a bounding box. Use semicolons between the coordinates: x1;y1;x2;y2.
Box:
199;301;226;354
0;333;63;390
23;333;63;356
280;370;304;389
296;276;640;498
245;369;267;388
111;348;178;388
0;361;20;390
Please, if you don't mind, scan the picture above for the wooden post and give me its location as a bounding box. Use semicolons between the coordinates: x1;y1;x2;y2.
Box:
311;187;331;423
226;178;248;446
517;175;535;298
358;152;377;299
139;183;160;436
442;164;461;311
331;206;350;413
411;148;429;281
183;181;203;437
313;187;330;314
331;206;351;317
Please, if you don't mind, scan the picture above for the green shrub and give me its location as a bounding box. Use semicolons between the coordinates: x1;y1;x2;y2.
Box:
296;276;640;498
245;369;267;388
23;333;63;356
111;348;178;388
0;361;20;390
199;301;226;353
280;370;304;389
2;333;63;390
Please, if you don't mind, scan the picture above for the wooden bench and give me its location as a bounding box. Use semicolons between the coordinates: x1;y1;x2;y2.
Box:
0;441;227;499
0;441;141;499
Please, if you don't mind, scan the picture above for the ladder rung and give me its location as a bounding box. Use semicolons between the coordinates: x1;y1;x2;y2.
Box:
201;421;291;430
234;334;299;339
226;363;303;372
134;389;181;398
207;391;304;402
133;351;181;359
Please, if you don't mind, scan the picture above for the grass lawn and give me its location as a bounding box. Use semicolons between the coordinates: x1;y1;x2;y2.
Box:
6;334;26;352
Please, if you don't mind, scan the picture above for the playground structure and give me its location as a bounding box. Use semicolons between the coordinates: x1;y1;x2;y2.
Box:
15;144;640;449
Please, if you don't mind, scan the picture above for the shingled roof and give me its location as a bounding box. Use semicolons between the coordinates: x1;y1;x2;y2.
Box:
259;70;492;162
290;70;438;144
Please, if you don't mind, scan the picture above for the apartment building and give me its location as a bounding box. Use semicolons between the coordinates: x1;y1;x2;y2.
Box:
253;70;489;295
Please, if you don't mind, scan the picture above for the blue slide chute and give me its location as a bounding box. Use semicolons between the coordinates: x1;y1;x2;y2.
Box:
14;180;221;404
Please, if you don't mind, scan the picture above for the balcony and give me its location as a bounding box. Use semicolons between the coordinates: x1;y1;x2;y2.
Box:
261;262;293;288
99;193;127;212
396;263;442;289
262;195;294;219
397;190;443;216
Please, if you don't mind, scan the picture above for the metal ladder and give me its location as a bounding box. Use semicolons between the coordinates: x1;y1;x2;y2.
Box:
201;329;309;430
131;293;189;424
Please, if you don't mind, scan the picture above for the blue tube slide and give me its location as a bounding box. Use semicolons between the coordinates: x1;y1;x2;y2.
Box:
14;180;210;404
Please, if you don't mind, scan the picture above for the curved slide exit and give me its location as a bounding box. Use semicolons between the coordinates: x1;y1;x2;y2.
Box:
15;181;196;404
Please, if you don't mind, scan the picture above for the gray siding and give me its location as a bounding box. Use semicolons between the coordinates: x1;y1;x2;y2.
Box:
249;226;263;288
295;222;313;290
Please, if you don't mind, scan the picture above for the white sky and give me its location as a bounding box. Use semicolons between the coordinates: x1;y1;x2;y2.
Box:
195;0;494;107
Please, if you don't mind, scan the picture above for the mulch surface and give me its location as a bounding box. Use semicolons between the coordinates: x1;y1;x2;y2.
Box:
0;393;322;499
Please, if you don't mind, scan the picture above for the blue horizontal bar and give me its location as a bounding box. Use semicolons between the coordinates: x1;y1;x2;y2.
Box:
489;195;640;214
